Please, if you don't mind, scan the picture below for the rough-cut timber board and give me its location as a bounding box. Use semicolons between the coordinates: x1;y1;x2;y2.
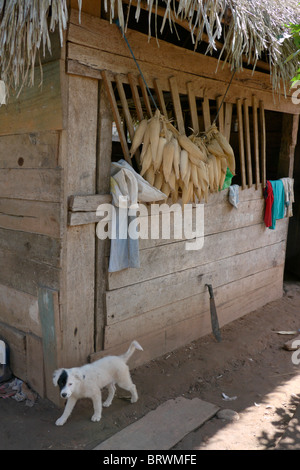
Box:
0;61;64;136
94;397;219;450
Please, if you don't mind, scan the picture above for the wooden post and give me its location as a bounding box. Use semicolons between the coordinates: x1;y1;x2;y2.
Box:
243;98;253;187
169;76;185;134
38;287;61;404
278;114;299;178
236;98;246;189
60;74;98;369
259;100;266;188
252;95;260;189
187;81;199;134
95;81;112;351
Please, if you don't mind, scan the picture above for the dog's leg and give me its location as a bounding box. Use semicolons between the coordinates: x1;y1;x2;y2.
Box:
118;377;138;403
91;392;102;422
103;383;116;408
55;396;77;426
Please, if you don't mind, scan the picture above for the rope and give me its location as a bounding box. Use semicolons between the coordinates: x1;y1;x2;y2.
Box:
212;68;236;126
115;19;159;112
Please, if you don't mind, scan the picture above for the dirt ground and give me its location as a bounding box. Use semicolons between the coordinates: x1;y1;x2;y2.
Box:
1;276;300;451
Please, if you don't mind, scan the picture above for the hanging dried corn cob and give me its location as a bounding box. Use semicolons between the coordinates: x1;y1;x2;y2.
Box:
128;108;236;206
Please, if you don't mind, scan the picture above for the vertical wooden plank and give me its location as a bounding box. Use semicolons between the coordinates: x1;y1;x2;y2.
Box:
236;98;246;189
26;334;45;398
187;82;199;134
252;95;260;189
202;93;211;131
101;71;131;164
38;287;60;404
243;98;253;187
224;102;233;141
259;100;266;187
138;75;153;118
115;74;135;141
95;80;112;351
169;76;185;134
216;95;224;134
153;78;168;117
278;114;299;178
60;74;98;370
127;72;144;121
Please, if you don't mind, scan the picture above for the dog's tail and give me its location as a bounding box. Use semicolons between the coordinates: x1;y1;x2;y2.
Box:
120;340;143;363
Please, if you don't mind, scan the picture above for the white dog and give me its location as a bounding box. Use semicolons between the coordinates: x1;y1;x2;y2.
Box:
52;340;143;426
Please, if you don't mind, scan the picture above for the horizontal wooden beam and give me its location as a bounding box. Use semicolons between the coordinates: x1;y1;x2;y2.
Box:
68;194;112;211
67;10;298;114
68;193;111;226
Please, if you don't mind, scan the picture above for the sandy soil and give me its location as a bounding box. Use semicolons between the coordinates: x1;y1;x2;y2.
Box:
1;277;300;451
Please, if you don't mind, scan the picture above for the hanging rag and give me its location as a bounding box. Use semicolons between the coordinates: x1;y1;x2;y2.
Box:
280;177;294;218
263;180;274;228
269;180;285;230
228;184;239;208
108;160;167;272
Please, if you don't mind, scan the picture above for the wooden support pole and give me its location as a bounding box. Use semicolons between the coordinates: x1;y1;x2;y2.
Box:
101;71;131;164
259;100;266;188
252;95;260;189
243;98;253;187
187;82;199;134
236;98;246;189
153;78;168;117
224;102;233;141
202;92;211;132
95;80;113;351
169;76;185;134
127;72;144;121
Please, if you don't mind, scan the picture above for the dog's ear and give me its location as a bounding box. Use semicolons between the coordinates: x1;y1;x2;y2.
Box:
53;369;64;386
73;369;85;381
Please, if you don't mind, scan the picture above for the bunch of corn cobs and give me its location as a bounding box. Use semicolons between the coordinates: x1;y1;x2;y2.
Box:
130;109;236;204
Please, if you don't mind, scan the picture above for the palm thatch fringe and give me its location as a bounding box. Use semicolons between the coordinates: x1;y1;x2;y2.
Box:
0;0;299;96
0;0;68;96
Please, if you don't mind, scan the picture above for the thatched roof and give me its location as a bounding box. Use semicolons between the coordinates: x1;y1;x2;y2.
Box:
0;0;299;96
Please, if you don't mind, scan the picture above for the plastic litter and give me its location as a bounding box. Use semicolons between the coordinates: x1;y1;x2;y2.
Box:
222;392;237;401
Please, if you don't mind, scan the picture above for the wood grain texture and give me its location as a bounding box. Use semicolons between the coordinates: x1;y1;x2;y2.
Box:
0;61;64;136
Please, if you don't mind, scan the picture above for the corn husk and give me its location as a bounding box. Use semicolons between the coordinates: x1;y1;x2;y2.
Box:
153;168;164;190
219;157;228;190
171;180;179;203
178;134;207;165
148;109;161;162
214;131;236;175
183;160;191;189
140;145;152;176
168;170;176;191
144;165;155;186
153;136;167;172
162;140;175;182
190;163;199;188
140;123;151;160
206;138;225;159
161;181;171;199
130;119;148;156
180;149;189;181
173;138;180;180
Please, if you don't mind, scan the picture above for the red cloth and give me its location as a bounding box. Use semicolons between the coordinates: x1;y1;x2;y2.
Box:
264;181;274;228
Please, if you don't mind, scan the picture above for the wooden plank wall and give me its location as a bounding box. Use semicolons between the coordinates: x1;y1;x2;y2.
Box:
0;130;62;397
0;39;64;397
64;10;293;368
91;188;288;366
